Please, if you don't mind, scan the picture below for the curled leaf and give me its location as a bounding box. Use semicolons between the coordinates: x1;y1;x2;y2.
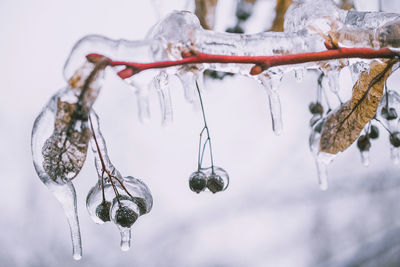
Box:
320;59;397;154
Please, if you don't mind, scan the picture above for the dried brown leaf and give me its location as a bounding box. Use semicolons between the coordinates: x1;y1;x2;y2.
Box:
320;59;397;154
195;0;218;30
269;0;293;32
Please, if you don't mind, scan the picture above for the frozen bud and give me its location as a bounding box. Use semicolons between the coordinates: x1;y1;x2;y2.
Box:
357;135;371;151
189;171;207;193
390;132;400;147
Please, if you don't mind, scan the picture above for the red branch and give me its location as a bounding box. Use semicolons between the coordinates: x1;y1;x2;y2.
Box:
86;47;398;79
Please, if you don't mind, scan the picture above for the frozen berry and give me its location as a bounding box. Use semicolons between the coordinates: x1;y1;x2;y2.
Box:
381;107;398;120
207;173;224;193
357;135;371;151
115;206;138;228
309;102;324;115
189;171;207;193
95;201;112;222
226;26;244;34
390;132;400;147
369;125;379;139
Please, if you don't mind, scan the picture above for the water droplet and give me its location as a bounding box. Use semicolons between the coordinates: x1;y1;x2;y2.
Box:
120;228;131;251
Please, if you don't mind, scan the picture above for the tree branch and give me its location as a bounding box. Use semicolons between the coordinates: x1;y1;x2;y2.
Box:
86;47;398;79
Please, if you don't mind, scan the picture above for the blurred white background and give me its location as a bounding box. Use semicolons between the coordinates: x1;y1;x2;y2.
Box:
1;0;400;266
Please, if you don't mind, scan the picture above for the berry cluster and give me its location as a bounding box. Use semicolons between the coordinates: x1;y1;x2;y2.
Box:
189;167;229;194
188;82;229;194
86;113;153;250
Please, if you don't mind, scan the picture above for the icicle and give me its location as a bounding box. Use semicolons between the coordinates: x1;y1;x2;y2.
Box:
259;74;283;135
316;152;335;191
360;150;370;167
153;71;173;126
176;70;199;103
309;118;335;191
294;68;304;83
391;146;400;164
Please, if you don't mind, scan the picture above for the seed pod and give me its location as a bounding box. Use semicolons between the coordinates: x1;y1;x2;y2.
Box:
95;201;112;222
206;173;224;193
189;171;207;193
357;135;371;151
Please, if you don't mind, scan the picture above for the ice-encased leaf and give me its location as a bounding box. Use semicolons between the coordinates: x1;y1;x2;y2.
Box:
32;61;106;260
320;59;396;154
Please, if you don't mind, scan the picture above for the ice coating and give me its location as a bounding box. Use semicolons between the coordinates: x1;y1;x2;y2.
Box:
31;91;82;260
285;0;348;35
88;112;153;251
64;35;161;81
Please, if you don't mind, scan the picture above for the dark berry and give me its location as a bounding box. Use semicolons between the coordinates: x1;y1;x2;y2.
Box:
369;125;379;139
207;173;224;193
357;135;371;151
236;10;251;21
189;171;207;193
95;201;112;222
390;132;400;147
115;206;138;228
309;102;324;115
226;26;244;34
381;107;398;120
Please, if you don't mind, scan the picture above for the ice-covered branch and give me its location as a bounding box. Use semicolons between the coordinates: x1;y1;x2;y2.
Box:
85;47;397;79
